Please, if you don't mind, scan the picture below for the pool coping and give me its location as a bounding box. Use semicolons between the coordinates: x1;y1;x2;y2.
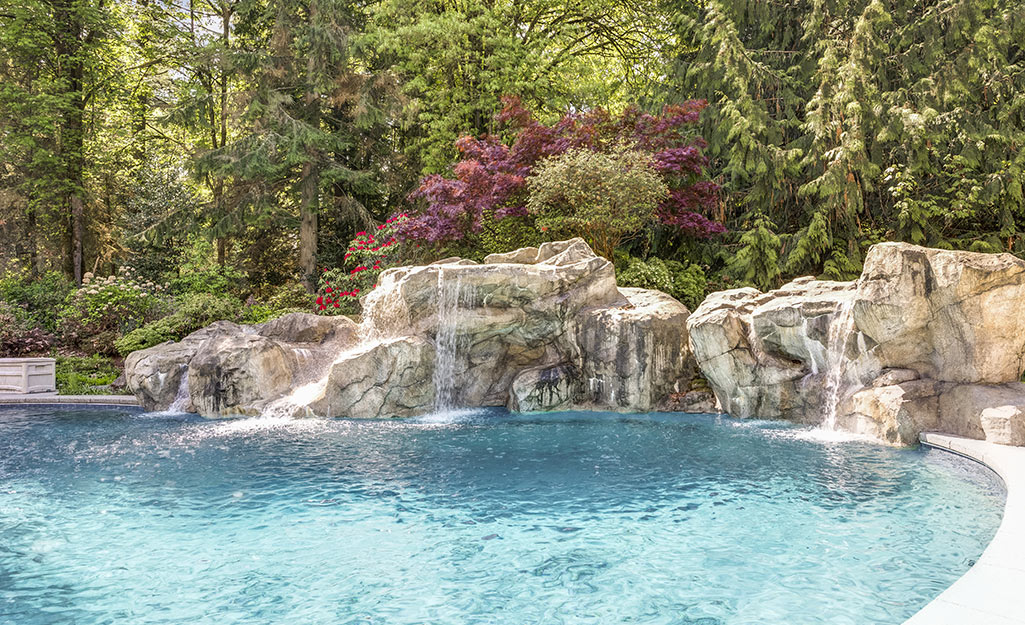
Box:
0;393;140;407
908;433;1025;625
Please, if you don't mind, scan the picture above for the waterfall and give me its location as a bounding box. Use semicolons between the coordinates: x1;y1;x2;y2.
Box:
432;267;465;412
821;298;856;430
167;366;191;413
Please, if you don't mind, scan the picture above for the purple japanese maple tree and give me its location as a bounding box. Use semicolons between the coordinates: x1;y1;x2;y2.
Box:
400;97;723;245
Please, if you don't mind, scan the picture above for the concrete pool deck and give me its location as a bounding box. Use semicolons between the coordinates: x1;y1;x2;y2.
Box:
0;393;140;406
910;433;1025;624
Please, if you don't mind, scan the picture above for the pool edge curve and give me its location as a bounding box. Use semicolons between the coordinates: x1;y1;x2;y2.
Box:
909;433;1025;625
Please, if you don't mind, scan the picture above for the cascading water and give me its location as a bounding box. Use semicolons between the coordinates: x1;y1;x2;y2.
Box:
432;268;463;412
821;298;856;431
167;366;191;413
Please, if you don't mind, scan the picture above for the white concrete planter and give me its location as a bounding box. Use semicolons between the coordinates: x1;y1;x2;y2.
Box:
0;358;57;394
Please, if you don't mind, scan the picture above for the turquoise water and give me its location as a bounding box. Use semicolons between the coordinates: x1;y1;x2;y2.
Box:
0;407;1004;625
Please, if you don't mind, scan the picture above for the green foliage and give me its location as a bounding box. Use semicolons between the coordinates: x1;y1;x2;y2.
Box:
616;255;708;310
728;215;782;291
114;293;242;356
670;0;1025;281
168;265;248;298
0;301;54;357
366;0;671;173
58;272;166;354
55;355;121;396
527;148;669;259
0;271;73;332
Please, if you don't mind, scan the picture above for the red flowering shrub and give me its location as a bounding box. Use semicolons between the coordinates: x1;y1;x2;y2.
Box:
401;97;723;248
314;215;410;315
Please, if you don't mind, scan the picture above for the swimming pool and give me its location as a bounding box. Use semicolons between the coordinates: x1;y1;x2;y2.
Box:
0;407;1004;624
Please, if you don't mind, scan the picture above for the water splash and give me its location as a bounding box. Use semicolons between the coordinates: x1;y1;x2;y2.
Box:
821;298;856;431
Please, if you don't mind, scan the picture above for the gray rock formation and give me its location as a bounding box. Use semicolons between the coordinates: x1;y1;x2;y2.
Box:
689;242;1025;445
126;239;698;419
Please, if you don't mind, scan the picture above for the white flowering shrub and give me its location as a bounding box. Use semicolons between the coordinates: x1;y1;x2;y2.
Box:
58;267;170;354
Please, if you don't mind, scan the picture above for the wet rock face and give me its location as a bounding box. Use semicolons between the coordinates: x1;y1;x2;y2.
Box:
307;337;435;419
125;314;358;418
576;288;695;412
688;241;1025;445
125;239;700;419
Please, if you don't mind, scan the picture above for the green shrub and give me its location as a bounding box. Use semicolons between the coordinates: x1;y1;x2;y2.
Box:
263;281;313;310
240;304;306;325
0;271;74;332
526;147;669;259
115;292;242;355
0;301;54;356
55;355;121;395
58;273;167;355
616;255;708;310
168;265;247;297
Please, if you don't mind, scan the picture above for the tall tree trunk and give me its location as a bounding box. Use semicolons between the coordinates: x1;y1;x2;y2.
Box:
56;0;87;284
25;205;38;278
299;0;320;293
299;160;319;292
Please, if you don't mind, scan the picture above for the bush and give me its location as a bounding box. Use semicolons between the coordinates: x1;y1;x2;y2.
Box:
616;255;708;310
0;301;54;356
526;148;669;259
168;265;248;297
55;355;121;395
0;271;74;332
115;292;242;355
240;304;306;325
59;272;167;355
316;215;410;315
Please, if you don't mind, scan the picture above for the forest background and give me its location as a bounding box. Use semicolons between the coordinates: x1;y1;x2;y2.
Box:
0;0;1022;391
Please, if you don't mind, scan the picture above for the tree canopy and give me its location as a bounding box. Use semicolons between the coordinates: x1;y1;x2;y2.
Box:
0;0;1023;300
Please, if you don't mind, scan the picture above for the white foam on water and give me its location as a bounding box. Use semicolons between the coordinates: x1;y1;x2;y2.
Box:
409;408;488;425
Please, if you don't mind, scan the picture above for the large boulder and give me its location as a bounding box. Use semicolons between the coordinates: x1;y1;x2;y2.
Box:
854;243;1025;384
576;288;695;412
686;280;871;421
688;242;1025;445
188;334;294;417
125;314;359;415
307;337;435;419
124;321;241;411
124;239;702;419
359;238;627;408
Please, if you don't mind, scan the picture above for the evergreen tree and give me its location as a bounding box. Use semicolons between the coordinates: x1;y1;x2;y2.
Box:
209;0;389;291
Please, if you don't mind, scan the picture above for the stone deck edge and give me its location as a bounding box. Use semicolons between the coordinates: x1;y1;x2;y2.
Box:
908;433;1025;625
0;394;140;406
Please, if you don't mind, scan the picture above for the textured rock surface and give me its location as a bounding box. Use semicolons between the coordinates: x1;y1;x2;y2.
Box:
124;321;242;412
854;243;1025;384
125;314;359;417
508;364;578;412
307;337;435;419
686;279;869;421
577;288;695;412
126;239;698;419
689;241;1025;445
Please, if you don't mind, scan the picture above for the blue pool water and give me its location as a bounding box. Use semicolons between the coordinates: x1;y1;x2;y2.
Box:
0;407;1004;625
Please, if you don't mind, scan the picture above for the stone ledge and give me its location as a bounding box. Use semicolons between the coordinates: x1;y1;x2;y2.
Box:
907;433;1025;624
0;394;140;406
